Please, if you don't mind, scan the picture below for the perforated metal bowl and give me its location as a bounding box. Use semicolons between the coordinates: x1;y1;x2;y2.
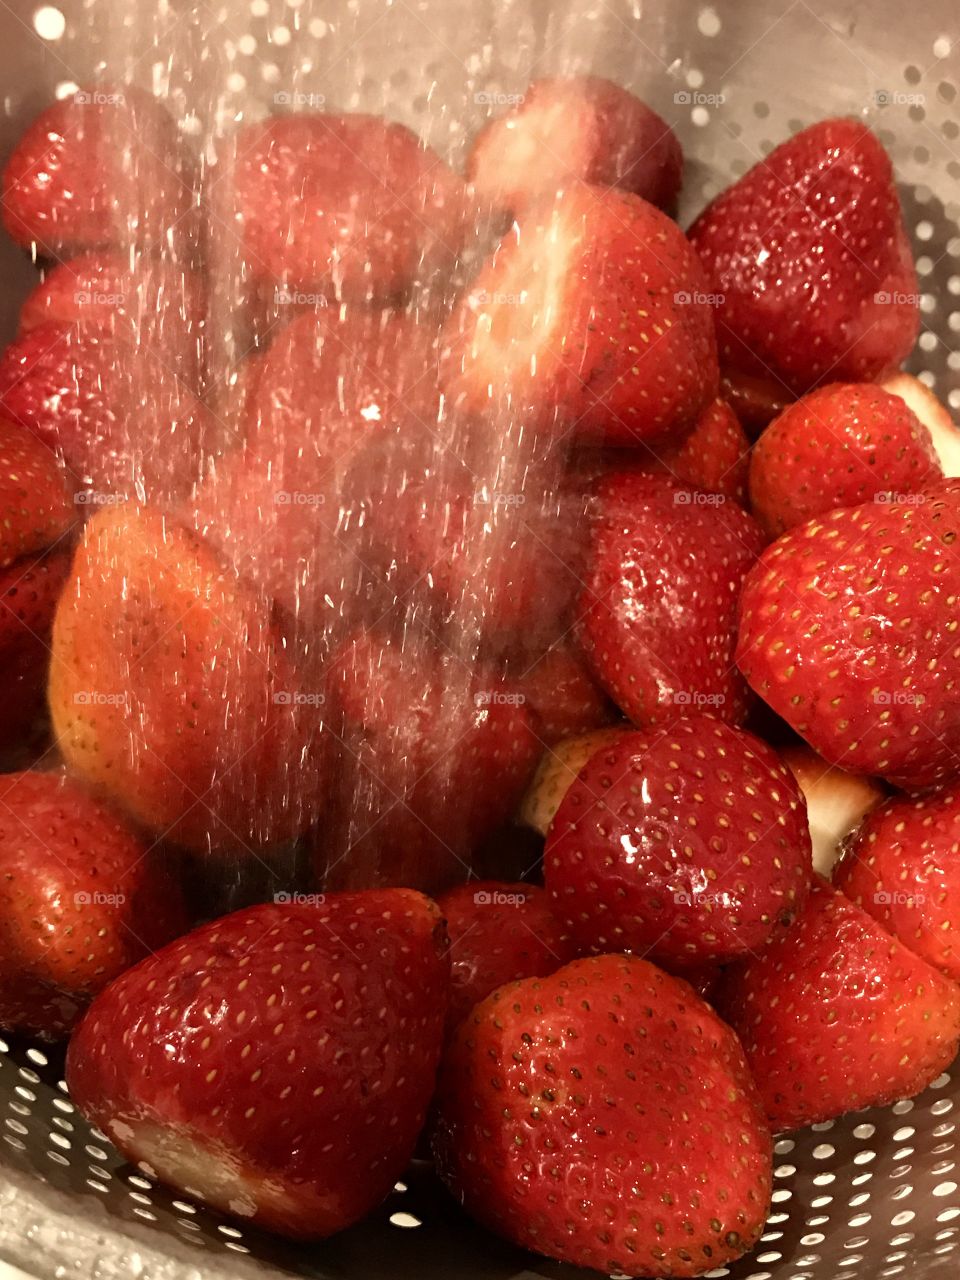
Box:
1;0;959;1277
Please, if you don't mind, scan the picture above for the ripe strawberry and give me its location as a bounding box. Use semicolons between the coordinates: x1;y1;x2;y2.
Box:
0;417;76;567
0;549;72;751
835;788;960;981
216;114;466;302
0;322;208;502
749;383;941;537
0;769;187;1040
510;641;615;744
2;87;192;254
468;76;682;218
647;396;750;504
320;630;540;894
689;118;919;395
716;878;960;1129
545;716;812;966
519;725;631;836
577;470;763;727
444;182;719;444
67;890;447;1238
49;504;327;852
432;954;773;1276
882;372;960;477
737;479;960;790
437;880;576;1030
781;744;884;878
721;369;792;438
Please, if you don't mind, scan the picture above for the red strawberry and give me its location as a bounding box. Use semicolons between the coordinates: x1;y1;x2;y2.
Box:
0;769;187;1040
715;878;960;1129
519;725;631;836
689;118;919;395
48;504;327;852
216;114;466;302
577;470;763;727
510;640;616;743
67;890;447;1238
749;383;941;537
0;549;72;751
444;182;719;445
0;416;76;566
646;396;750;503
781;744;884;878
882;371;960;477
835;788;960;981
2;87;192;254
721;370;793;438
0;322;208;502
545;716;812;966
432;954;773;1276
437;880;576;1030
320;630;541;894
468;76;682;219
737;479;960;789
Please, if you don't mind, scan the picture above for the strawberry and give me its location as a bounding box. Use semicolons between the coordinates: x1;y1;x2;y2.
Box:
715;878;960;1129
0;549;72;752
0;416;76;566
689;118;919;395
66;889;447;1238
737;479;960;789
437;880;577;1030
2;87;192;254
721;369;792;438
0;769;187;1040
216;113;466;302
468;76;682;219
0;322;208;503
544;716;812;966
444;181;719;445
519;725;631;836
835;788;960;981
432;954;773;1276
749;383;941;537
647;396;750;504
577;470;763;727
48;504;327;852
320;630;541;894
882;372;960;477
510;640;616;744
781;744;884;878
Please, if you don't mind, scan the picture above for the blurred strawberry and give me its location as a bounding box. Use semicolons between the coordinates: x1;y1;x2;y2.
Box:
509;640;615;743
647;396;750;503
0;549;72;752
0;416;76;566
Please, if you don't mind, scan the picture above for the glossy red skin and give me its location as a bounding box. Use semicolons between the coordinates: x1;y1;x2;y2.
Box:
468;75;683;216
49;505;328;852
512;641;616;743
433;955;773;1277
578;470;764;727
835;789;960;981
737;479;960;790
716;878;960;1130
0;549;72;749
444;182;719;445
217;114;467;301
67;891;447;1239
647;397;751;504
0;322;208;502
437;880;577;1031
750;383;941;537
545;717;812;965
0;417;76;566
689;118;919;395
2;88;191;253
0;770;187;1040
321;630;541;894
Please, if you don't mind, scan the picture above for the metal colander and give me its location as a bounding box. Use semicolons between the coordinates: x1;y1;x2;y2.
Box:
0;0;959;1277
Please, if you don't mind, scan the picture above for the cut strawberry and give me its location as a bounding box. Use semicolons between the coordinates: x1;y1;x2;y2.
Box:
433;954;772;1276
545;716;812;966
444;182;719;444
578;470;763;727
0;416;76;566
519;725;631;836
749;383;941;536
689;118;919;395
781;744;884;878
0;769;187;1040
216;113;467;302
0;549;72;752
468;76;682;219
737;479;960;789
836;788;960;981
2;87;192;254
716;878;960;1130
646;396;750;503
67;890;447;1238
882;372;960;476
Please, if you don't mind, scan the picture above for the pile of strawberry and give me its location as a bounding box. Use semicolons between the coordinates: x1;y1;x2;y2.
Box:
0;74;959;1279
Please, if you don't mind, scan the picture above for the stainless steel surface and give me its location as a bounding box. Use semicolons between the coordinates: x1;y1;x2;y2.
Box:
0;0;958;1277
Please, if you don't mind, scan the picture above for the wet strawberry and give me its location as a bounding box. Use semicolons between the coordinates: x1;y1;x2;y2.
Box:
519;725;631;836
0;549;72;751
0;416;76;566
510;640;615;744
647;396;750;504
